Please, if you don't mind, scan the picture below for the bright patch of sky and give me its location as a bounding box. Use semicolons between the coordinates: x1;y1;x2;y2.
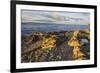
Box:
21;10;90;25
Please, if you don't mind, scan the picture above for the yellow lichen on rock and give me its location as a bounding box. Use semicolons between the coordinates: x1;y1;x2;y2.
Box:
41;35;56;49
79;29;90;40
68;31;86;60
68;38;81;47
73;30;79;37
73;47;85;60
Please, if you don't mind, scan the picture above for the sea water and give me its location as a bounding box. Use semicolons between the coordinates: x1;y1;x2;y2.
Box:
21;22;90;36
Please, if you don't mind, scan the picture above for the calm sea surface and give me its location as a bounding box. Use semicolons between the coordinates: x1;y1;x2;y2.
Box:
21;23;90;36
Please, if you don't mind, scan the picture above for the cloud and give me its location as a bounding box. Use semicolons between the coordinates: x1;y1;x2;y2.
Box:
21;10;90;25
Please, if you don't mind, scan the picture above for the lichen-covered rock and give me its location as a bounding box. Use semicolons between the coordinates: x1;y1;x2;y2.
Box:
21;30;90;63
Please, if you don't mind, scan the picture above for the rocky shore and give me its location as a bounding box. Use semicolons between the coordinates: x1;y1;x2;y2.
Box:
21;29;90;63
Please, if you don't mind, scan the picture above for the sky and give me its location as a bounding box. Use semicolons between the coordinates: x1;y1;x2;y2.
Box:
21;10;90;25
